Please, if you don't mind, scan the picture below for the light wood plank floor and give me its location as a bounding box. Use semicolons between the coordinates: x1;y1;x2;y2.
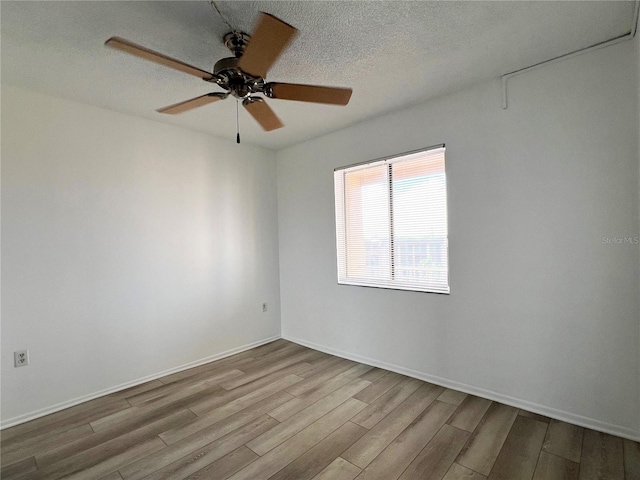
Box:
2;340;639;480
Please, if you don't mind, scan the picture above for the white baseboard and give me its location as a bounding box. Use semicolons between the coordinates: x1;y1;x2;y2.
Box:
283;334;640;442
0;336;280;430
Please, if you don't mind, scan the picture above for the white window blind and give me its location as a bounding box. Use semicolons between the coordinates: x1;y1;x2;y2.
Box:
334;145;449;294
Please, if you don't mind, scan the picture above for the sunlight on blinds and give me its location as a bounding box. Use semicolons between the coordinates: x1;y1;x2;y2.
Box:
334;146;449;294
345;165;390;281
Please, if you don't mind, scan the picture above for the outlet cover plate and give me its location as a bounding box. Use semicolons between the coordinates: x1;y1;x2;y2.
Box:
14;350;29;367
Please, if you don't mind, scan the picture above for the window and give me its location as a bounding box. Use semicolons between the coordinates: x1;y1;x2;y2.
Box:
334;145;449;294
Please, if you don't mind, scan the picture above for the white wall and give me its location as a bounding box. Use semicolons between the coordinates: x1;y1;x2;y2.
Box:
1;85;281;425
636;28;640;443
277;41;640;439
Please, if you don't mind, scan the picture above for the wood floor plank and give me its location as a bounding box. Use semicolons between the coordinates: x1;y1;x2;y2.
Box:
219;350;319;390
185;374;302;428
236;345;308;373
256;344;316;364
443;463;487;480
338;363;375;379
342;383;444;469
268;421;367;480
295;355;346;378
253;341;305;358
251;338;288;352
126;368;244;406
354;400;458;480
108;380;165;401
270;364;372;421
138;372;240;407
448;395;493;433
21;409;195;480
280;372;355;415
437;389;468;407
398;423;470;480
0;395;127;442
579;429;624;480
283;359;359;396
160;390;292;446
287;364;372;406
532;451;579;480
311;458;362;480
250;340;295;359
353;372;405;404
90;382;224;432
351;377;423;430
0;399;131;448
306;351;332;362
624;439;640;480
188;363;309;415
62;437;166;480
157;356;255;386
99;472;124;480
486;415;547;480
248;378;370;455
120;414;277;480
455;402;518;476
135;417;277;480
183;446;259;480
0;456;38;480
1;423;94;466
189;373;302;417
226;398;368;480
36;401;197;467
542;419;583;463
358;368;389;383
252;341;301;359
518;409;551;424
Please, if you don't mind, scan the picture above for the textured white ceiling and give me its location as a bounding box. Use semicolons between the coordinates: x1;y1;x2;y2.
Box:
1;1;635;150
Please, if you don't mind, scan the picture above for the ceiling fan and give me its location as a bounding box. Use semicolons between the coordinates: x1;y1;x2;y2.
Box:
105;11;352;139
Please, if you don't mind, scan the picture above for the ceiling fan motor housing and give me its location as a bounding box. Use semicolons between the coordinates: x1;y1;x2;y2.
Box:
213;54;264;99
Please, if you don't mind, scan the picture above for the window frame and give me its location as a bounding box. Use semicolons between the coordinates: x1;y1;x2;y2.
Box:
334;144;450;294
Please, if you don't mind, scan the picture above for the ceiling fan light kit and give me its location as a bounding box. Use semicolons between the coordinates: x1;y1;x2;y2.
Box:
105;11;353;141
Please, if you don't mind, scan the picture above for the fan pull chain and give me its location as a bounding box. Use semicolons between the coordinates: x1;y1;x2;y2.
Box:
236;99;240;144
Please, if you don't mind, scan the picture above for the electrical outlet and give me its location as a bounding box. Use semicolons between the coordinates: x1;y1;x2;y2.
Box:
262;302;268;313
14;350;29;367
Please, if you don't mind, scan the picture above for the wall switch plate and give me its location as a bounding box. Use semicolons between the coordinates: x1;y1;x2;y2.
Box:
14;350;29;367
262;302;268;313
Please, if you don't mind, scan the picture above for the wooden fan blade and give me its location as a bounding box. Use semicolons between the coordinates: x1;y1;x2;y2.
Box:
265;83;352;105
237;13;298;78
157;93;225;114
243;97;283;131
105;37;214;80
